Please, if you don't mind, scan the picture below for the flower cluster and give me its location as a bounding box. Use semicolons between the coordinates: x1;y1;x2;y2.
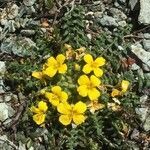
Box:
31;45;130;127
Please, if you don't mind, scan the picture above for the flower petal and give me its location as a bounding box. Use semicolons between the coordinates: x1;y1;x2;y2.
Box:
121;80;129;92
90;75;101;87
32;71;43;79
73;101;87;113
45;92;59;106
58;64;67;74
38;101;48;112
73;114;86;125
57;103;71;114
82;64;92;74
59;115;72;125
77;85;88;97
84;54;93;63
33;113;46;125
61;91;68;102
95;57;106;66
43;67;57;77
47;57;57;66
56;54;66;64
30;106;41;114
111;89;120;97
51;86;61;94
88;88;100;100
78;75;89;86
93;68;103;77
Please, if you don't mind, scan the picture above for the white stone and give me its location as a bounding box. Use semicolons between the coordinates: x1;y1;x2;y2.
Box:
131;45;150;66
0;103;15;121
87;34;92;40
0;61;6;76
23;0;36;6
129;0;138;10
139;0;150;24
0;79;5;94
0;103;9;121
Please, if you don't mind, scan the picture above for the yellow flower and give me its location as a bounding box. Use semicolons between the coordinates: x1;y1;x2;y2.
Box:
111;89;120;97
83;54;106;77
87;100;105;113
43;54;67;77
57;101;87;125
77;75;101;100
45;86;68;106
30;101;48;125
121;80;130;93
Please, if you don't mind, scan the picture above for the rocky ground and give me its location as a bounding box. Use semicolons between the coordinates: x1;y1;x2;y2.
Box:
0;0;150;149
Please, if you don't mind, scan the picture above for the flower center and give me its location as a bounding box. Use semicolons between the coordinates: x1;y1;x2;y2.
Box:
91;62;98;68
87;82;94;90
52;94;59;100
55;62;62;69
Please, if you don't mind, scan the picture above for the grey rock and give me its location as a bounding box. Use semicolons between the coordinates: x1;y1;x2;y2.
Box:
23;0;36;6
136;102;150;131
143;115;150;131
0;61;6;76
130;129;139;140
131;63;140;70
129;0;139;10
1;36;38;57
140;95;148;105
110;8;127;21
139;0;150;24
0;135;18;150
0;103;14;122
5;95;12;102
99;15;118;27
131;44;150;67
143;39;150;51
134;42;143;48
142;63;150;71
0;27;2;32
144;33;150;39
0;79;5;94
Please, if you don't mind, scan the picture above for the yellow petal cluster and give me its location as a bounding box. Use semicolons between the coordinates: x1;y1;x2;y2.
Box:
57;101;87;125
45;86;68;106
31;101;48;125
83;54;106;77
77;75;101;100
